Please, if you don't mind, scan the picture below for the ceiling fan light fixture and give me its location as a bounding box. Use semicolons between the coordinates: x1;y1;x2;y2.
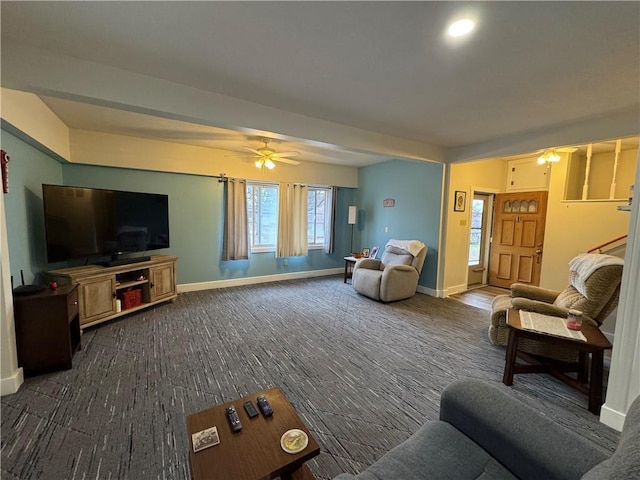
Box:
537;149;561;166
264;159;275;170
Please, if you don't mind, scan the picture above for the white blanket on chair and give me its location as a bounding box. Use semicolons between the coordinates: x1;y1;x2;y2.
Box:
569;253;624;297
386;239;426;257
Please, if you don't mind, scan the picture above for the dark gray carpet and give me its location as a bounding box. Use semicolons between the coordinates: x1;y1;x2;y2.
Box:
1;276;619;479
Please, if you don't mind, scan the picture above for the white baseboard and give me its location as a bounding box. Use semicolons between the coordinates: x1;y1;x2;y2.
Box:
599;403;626;432
1;367;23;396
178;268;344;293
416;285;439;297
443;283;467;297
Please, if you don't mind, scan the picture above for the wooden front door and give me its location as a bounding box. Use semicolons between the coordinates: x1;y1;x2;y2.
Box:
488;191;548;288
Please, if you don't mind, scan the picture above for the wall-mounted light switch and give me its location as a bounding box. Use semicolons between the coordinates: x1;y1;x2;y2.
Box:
384;226;389;233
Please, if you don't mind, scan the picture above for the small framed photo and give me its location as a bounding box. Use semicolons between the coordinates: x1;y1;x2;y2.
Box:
362;248;370;257
454;191;466;212
369;246;379;258
192;426;220;453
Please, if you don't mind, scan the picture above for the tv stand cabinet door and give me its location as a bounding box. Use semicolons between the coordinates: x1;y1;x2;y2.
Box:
78;275;117;325
149;263;176;302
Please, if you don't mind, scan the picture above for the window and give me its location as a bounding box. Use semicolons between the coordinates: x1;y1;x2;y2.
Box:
468;198;484;266
307;187;330;248
247;183;278;251
246;183;332;252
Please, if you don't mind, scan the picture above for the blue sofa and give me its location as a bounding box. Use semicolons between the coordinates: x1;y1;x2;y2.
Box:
334;379;639;479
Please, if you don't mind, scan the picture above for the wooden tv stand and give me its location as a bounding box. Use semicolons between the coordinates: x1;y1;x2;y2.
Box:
47;255;177;329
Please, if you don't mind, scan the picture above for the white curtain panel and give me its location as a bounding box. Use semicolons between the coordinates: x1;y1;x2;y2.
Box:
277;183;308;257
222;178;249;260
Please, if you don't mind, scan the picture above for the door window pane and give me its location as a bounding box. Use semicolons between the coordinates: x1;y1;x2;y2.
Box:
468;199;484;265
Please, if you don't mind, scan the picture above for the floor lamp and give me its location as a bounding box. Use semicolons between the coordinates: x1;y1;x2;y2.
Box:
348;206;357;254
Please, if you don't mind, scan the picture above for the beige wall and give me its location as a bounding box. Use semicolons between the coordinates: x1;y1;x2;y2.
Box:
1;88;71;160
70;130;359;187
541;152;635;291
442;158;507;295
0;89;359;188
443;149;637;302
0;186;23;394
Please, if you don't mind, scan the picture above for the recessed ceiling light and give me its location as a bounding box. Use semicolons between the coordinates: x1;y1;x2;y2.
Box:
447;19;475;38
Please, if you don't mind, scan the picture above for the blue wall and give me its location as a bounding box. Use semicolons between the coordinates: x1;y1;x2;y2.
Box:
358;159;443;289
2;129;356;286
3;130;63;285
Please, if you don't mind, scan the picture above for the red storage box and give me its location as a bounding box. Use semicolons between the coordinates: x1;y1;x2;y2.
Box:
119;289;142;310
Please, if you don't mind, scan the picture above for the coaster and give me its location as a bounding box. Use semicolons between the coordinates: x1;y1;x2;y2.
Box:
280;429;308;454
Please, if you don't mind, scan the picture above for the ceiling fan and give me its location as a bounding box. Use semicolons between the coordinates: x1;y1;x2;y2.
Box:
227;138;301;169
535;145;580;165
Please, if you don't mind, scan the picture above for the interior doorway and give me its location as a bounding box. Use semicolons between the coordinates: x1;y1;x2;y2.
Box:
467;192;494;288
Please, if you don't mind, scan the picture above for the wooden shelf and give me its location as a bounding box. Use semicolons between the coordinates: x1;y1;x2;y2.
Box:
47;255;177;329
115;279;149;290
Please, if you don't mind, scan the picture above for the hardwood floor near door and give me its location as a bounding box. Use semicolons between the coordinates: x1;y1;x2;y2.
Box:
450;286;509;312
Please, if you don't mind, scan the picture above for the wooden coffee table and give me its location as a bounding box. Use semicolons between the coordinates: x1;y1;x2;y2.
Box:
186;387;320;480
503;308;612;414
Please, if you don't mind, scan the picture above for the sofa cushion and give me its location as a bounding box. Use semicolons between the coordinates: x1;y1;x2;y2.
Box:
334;421;516;480
351;269;383;301
582;394;640;479
380;252;414;269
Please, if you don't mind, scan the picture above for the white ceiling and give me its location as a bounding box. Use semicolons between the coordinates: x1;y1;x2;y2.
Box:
1;2;639;167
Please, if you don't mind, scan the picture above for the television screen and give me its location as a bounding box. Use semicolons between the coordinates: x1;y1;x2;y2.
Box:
42;184;170;263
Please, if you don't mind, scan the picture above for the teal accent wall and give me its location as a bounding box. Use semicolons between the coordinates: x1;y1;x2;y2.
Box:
358;159;443;289
2;129;356;286
2;130;63;285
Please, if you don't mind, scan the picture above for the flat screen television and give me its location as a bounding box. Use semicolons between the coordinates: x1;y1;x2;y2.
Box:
42;184;170;265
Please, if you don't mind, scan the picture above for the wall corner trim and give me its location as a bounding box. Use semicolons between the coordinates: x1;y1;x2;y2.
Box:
1;367;24;397
600;403;625;432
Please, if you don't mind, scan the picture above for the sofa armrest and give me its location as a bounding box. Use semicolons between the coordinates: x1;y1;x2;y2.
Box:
510;299;598;326
511;298;569;318
380;265;419;302
511;283;560;303
440;379;609;480
353;258;381;272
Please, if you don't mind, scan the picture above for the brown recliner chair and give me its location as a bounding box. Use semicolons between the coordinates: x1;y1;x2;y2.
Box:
489;253;624;362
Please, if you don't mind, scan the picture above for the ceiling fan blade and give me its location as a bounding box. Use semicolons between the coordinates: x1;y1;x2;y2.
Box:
273;157;301;165
273;151;300;158
556;146;579;153
242;147;263;155
224;153;257;158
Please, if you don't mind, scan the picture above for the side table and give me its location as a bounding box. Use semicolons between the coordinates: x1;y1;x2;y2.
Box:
503;308;612;414
343;256;358;283
13;284;81;376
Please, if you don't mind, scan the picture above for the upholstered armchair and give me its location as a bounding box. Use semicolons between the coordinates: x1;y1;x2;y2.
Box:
489;253;624;362
352;240;427;302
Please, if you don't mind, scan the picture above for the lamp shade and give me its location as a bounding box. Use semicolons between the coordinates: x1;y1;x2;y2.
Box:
348;206;357;225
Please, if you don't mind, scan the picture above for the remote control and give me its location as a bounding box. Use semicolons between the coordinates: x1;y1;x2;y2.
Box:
243;401;259;418
226;406;242;432
256;396;273;417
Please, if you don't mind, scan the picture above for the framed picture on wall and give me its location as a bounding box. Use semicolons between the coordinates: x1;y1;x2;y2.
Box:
454;190;466;212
